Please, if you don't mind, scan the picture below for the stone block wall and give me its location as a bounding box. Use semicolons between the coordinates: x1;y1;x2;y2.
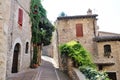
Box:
61;57;85;80
6;0;31;76
56;17;98;61
96;41;120;79
0;0;7;80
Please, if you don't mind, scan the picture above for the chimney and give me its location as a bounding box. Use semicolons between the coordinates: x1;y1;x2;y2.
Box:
87;8;92;15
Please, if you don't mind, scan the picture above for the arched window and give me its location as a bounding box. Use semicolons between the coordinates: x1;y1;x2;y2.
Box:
25;42;29;54
104;44;111;57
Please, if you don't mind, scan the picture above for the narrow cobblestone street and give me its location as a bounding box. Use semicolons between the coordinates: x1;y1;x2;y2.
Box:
7;56;70;80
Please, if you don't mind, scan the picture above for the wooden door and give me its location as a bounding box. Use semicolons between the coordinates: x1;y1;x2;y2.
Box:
12;43;20;73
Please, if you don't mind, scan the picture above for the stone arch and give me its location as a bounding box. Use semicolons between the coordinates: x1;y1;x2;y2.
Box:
11;43;21;73
11;38;23;73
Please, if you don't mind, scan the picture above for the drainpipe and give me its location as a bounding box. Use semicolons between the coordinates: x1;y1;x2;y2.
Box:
93;18;99;57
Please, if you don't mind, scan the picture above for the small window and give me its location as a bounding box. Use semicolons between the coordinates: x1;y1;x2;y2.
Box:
25;42;29;54
18;8;23;26
107;72;117;80
76;23;83;37
98;65;103;70
104;45;111;57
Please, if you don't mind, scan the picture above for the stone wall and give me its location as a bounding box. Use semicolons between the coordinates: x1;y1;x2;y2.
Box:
6;0;31;76
0;0;7;80
55;13;120;80
96;41;120;79
42;45;53;57
56;16;98;64
52;30;59;68
62;57;86;80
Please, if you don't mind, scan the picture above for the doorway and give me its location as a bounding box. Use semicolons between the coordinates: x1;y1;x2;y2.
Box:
107;72;117;80
12;43;21;73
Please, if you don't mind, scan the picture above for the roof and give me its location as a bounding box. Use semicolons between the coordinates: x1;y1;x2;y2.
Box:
57;14;98;20
94;36;120;42
98;31;120;36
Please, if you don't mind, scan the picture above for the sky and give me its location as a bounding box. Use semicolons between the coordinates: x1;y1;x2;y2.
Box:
42;0;120;34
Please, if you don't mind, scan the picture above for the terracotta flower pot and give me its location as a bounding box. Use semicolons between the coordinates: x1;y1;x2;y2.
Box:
33;64;38;68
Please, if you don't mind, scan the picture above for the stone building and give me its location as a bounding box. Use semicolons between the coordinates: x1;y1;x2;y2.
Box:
0;0;31;79
0;0;7;80
94;32;120;80
55;9;120;80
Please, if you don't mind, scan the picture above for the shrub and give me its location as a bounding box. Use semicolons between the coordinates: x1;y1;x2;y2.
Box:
80;66;110;80
59;41;95;68
59;41;110;80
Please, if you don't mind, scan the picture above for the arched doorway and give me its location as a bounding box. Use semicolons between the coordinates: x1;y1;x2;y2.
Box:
12;43;21;73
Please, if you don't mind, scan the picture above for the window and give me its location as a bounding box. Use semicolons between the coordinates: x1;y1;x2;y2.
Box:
18;8;23;26
107;72;117;80
98;65;103;70
76;23;83;37
25;42;29;54
104;45;111;57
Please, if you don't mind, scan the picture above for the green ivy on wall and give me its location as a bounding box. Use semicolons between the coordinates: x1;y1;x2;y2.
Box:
29;0;54;65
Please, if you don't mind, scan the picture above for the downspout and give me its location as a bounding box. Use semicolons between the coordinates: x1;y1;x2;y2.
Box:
93;18;96;37
93;18;99;57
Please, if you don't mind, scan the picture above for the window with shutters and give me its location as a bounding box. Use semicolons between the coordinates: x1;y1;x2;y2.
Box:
18;8;23;27
76;23;83;37
104;44;111;57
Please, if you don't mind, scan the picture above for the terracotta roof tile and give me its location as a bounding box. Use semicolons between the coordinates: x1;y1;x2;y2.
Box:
94;36;120;42
57;14;98;20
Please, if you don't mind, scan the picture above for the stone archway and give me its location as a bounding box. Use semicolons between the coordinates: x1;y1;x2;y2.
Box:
12;43;21;73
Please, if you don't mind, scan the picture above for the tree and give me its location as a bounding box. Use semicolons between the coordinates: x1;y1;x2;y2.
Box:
30;0;54;67
59;12;67;17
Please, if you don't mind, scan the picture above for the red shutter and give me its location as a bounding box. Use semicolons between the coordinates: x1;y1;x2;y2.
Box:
76;24;83;37
18;8;23;26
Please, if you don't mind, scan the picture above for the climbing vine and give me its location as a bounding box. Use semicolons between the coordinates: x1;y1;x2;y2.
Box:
30;0;54;65
30;0;43;44
30;0;54;45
